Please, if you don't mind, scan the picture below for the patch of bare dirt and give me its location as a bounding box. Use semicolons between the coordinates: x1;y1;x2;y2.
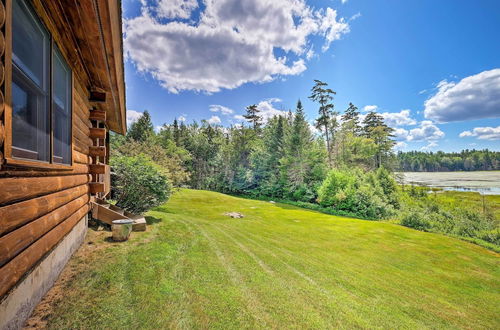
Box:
23;229;110;329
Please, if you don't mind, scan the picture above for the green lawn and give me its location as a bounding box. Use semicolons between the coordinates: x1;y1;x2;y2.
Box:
46;189;499;329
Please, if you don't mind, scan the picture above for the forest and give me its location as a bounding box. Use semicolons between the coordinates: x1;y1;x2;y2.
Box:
396;149;500;172
109;80;498;250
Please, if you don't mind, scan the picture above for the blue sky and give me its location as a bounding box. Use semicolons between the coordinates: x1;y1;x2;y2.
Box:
122;0;500;152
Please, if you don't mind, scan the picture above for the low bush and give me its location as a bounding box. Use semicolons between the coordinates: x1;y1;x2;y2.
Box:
111;155;172;214
401;212;431;231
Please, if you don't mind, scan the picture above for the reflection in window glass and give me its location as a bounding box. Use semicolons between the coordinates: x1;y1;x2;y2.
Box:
53;47;72;164
12;0;50;161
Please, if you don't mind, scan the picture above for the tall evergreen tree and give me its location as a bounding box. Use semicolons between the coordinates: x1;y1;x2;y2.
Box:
284;100;314;189
244;104;263;129
127;110;154;142
309;80;336;166
341;102;361;135
362;111;395;168
172;118;180;145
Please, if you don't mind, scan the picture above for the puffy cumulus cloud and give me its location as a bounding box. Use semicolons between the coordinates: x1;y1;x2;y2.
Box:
156;0;198;19
207;115;222;125
424;69;500;123
380;109;416;127
393;128;409;141
459;126;500;140
407;121;444;142
124;0;349;93
394;121;444;143
178;115;187;122
209;104;234;115
127;110;143;126
363;105;378;112
233;114;246;121
255;98;287;122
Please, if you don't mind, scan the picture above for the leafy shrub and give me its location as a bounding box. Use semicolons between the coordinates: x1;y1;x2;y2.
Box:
111;155;172;214
401;212;431;231
317;168;398;219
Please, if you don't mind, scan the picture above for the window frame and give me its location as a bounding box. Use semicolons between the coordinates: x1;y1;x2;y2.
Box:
4;0;73;170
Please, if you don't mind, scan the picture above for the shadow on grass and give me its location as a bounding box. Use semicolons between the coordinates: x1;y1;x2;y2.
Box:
104;236;125;243
145;216;162;225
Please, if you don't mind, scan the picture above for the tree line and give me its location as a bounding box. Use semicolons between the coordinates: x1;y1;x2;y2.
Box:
109;79;498;248
397;150;500;172
115;80;396;203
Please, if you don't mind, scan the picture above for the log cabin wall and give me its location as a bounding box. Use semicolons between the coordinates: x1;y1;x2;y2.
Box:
0;0;125;318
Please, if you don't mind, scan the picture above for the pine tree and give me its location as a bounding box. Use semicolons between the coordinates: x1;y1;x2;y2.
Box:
244;104;263;129
173;118;180;145
309;80;336;166
362;111;395;168
341;102;361;135
284;100;313;189
127;110;154;142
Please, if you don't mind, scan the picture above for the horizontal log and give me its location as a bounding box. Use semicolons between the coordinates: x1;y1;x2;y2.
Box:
0;121;4;147
74;109;91;130
89;110;106;121
0;62;4;86
0;195;89;267
89;146;106;157
89;163;106;174
0;174;90;205
0;163;89;178
73;141;89;155
90;128;106;139
73;122;92;145
0;1;4;28
74;150;91;164
89;182;105;194
0;184;89;236
74;135;91;152
0;89;4;117
0;204;89;298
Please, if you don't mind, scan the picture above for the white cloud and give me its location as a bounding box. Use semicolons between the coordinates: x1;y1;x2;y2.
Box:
209;104;234;115
380;109;416;127
124;0;349;93
255;98;287;122
394;141;407;150
350;12;361;21
421;141;438;151
394;121;444;144
178;115;187;122
207;115;221;125
156;0;198;19
424;69;500;123
234;115;246;121
459;126;500;140
341;0;348;4
393;128;409;141
407;121;444;142
363;105;378;112
127;110;143;126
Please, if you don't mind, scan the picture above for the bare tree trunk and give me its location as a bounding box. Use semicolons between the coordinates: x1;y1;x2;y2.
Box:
324;124;332;167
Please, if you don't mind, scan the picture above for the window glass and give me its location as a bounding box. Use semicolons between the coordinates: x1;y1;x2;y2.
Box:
53;47;72;164
12;0;48;88
12;0;50;162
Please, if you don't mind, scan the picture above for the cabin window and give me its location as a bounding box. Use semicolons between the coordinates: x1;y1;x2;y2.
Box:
53;47;72;164
11;0;72;165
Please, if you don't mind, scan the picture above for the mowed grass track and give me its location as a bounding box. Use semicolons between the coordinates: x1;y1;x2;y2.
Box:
47;189;499;329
